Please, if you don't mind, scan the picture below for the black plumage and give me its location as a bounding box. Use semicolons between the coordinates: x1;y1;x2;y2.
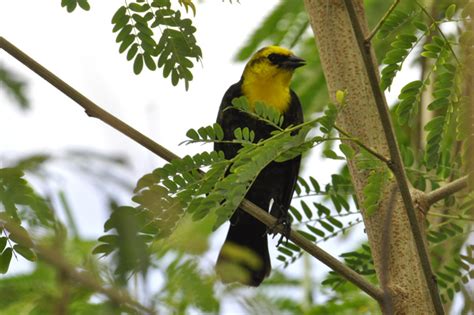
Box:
215;76;303;286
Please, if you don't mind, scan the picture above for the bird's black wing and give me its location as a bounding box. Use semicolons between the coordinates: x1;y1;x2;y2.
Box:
279;89;304;208
214;80;245;158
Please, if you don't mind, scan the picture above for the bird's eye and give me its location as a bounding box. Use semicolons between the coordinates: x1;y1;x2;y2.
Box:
267;53;285;64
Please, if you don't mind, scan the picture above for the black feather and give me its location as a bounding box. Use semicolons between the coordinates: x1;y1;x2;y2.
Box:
215;79;303;286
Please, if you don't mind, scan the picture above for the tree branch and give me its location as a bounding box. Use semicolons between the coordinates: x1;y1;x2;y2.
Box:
341;2;445;314
0;36;179;163
0;36;384;303
365;0;401;42
3;221;156;314
426;176;469;206
334;125;391;165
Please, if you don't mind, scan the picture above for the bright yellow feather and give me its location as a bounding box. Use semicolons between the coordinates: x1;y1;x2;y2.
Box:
241;46;295;113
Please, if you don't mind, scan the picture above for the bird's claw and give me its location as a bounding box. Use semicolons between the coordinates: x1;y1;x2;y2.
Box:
267;213;291;247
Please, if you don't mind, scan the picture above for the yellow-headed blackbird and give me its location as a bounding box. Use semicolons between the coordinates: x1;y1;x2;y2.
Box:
215;46;305;286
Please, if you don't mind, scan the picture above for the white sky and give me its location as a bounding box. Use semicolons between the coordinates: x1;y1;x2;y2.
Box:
1;1;451;314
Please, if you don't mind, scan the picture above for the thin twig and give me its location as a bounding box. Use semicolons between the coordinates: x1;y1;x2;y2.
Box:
341;2;445;314
3;221;156;314
335;125;391;165
0;36;179;163
428;212;474;221
365;0;401;42
0;36;384;303
426;176;468;206
415;0;460;65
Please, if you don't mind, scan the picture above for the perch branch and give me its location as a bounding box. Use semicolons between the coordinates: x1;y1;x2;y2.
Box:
0;36;179;163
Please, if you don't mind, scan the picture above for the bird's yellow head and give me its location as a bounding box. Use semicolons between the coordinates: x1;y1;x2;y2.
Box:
241;46;305;113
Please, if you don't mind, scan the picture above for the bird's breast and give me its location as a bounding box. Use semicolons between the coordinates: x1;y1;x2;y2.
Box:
241;75;292;113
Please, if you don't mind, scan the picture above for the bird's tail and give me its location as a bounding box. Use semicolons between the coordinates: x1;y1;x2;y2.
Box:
216;217;270;286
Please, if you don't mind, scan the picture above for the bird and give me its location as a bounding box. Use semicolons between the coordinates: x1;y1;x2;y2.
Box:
214;46;305;286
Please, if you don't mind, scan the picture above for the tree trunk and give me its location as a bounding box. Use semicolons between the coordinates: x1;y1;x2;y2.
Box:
303;1;435;313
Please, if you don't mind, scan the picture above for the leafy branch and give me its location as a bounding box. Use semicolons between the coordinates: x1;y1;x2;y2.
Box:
111;0;202;89
60;0;90;12
365;0;401;42
2;219;156;314
415;1;460;64
0;36;384;303
0;64;29;109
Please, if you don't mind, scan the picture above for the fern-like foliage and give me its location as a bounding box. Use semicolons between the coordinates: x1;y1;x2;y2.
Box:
322;244;376;289
234;0;307;61
157;256;218;313
61;0;90;12
424;62;459;174
377;10;418;39
0;168;57;273
380;2;462;93
111;0;202;89
0;64;29;110
396;80;424;126
277;165;360;267
381;33;419;91
436;244;474;303
95;98;339;276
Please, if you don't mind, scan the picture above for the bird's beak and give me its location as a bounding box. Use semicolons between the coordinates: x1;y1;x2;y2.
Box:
283;55;306;69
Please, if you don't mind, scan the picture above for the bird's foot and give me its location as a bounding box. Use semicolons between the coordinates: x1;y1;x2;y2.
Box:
267;212;291;247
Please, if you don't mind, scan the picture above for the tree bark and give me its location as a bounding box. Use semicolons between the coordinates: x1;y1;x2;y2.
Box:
303;1;435;313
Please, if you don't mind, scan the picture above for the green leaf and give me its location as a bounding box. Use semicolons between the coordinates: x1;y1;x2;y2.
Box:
186;128;199;141
413;20;428;32
112;6;127;24
377;10;414;38
421;50;439;59
327;216;343;228
300;200;312;219
319;220;334;232
144;54;157;71
233;128;242;140
213;123;224;141
127;43;139;61
339;143;355;159
0;237;6;253
129;2;150;12
77;0;90;11
298;230;316;242
445;4;456;19
13;244;37;262
310;176;320;193
424;43;442;53
119;34;135;53
171;69;179;86
92;243;115;255
307;224;325;237
290;206;302;222
133;53;144;74
7;225;33;247
0;248;12;274
323;149;344;160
